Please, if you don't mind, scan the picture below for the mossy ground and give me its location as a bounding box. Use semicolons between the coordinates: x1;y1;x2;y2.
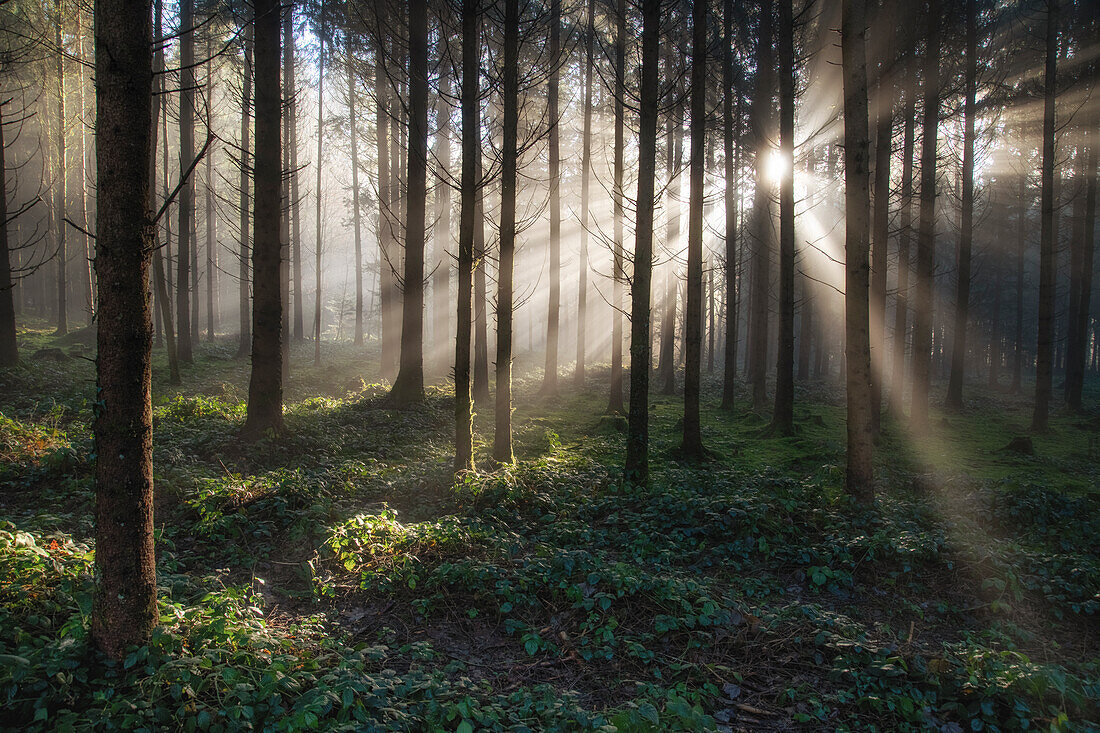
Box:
0;321;1097;731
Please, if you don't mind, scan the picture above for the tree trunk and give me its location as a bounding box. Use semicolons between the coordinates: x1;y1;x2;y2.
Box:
575;0;594;387
205;31;218;343
91;0;157;659
721;16;739;409
748;0;774;412
772;0;795;435
313;6;326;367
55;1;67;337
389;0;428;405
625;0;660;485
244;0;284;437
434;70;452;377
1065;117;1095;409
0;97;17;366
347;28;363;347
494;0;520;462
455;0;479;472
473;146;490;403
842;0;874;501
177;0;195;362
1032;0;1058;432
680;0;708;459
607;0;626;415
891;73;916;408
910;0;939;431
945;0;976;411
659;105;681;395
870;3;895;431
541;0;561;395
238;24;253;357
375;39;396;378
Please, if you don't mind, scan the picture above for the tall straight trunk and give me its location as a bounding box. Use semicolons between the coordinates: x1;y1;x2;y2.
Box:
434;72;452;375
0;97;17;366
280;9;292;376
772;0;795;434
607;0;626;414
177;0;195;362
55;1;67;336
625;0;660;485
313;6;326;366
748;0;774;411
708;254;715;373
375;41;396;376
91;0;156;659
390;0;428;405
659;106;681;394
455;0;479;472
1012;151;1026;392
205;32;218;342
1066;136;1094;409
1032;0;1058;432
870;5;895;430
245;0;284;436
910;0;939;430
892;78;916;406
238;25;253;357
946;0;976;411
680;0;707;459
721;19;740;409
542;0;561;394
842;0;874;501
78;17;94;325
473;146;490;403
494;0;520;462
288;18;303;345
347;31;363;346
575;0;594;387
150;0;180;385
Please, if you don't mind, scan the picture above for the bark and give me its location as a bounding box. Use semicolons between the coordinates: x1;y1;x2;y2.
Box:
288;14;303;346
55;1;67;337
375;40;396;378
910;0;940;430
494;0;519;462
945;0;976;411
473;146;490;403
1032;0;1058;432
313;6;326;367
721;10;739;409
625;0;660;486
433;70;452;376
91;0;157;659
1065;127;1095;408
542;0;561;395
455;0;479;473
891;75;916;407
870;3;896;430
238;25;253;357
659;105;682;395
177;0;194;362
748;0;774;412
389;0;428;405
607;0;626;415
0;95;17;366
347;26;363;346
244;0;284;437
575;0;594;387
842;0;874;501
205;31;218;342
680;0;708;459
772;0;795;435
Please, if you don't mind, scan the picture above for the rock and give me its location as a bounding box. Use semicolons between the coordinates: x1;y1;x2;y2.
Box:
32;348;70;362
1003;436;1034;455
596;415;627;433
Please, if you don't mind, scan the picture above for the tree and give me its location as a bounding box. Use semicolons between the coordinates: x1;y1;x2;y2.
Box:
945;0;977;412
237;23;253;358
747;0;774;412
771;0;795;435
575;0;594;387
389;0;429;406
911;0;939;431
177;0;195;363
719;0;738;411
91;0;157;658
842;0;874;501
607;0;626;415
53;0;66;337
541;0;561;396
433;65;452;377
494;0;519;463
313;3;326;367
0;96;16;367
455;0;480;473
891;49;916;410
346;13;363;347
680;0;708;459
244;0;284;437
1031;0;1057;433
624;0;660;486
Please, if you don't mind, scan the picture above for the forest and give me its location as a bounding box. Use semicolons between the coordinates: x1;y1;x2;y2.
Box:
0;0;1097;729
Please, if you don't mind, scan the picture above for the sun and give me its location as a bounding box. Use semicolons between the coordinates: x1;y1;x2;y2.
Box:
765;149;790;185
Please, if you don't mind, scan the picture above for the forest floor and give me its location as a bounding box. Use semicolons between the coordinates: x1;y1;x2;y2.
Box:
1;322;1098;731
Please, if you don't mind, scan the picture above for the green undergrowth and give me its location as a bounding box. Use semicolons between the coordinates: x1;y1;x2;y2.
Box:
0;329;1097;731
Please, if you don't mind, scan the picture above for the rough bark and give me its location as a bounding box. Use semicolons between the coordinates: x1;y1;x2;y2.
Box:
772;0;795;435
625;0;660;486
842;0;874;501
607;0;626;415
0;98;17;366
1032;0;1057;432
238;25;253;357
91;0;157;658
891;75;916;407
747;0;774;412
244;0;284;437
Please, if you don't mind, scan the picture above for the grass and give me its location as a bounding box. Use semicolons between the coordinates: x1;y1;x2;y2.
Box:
0;321;1097;731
